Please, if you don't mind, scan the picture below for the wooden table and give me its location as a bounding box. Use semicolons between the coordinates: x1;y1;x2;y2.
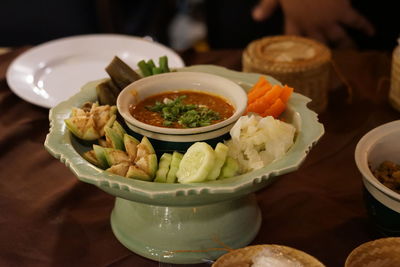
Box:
0;47;398;267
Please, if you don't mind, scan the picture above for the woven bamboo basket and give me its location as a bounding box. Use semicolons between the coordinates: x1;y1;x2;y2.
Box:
390;44;400;111
242;35;331;113
345;237;400;267
212;244;325;267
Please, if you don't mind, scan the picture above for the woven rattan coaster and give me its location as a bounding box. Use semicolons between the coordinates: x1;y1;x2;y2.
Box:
243;35;331;113
345;237;400;267
212;244;325;267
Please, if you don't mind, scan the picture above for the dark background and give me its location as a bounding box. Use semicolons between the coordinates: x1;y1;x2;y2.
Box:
0;0;398;50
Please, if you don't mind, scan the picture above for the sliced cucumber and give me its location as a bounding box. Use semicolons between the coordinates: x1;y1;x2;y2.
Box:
126;165;151;181
112;120;126;137
65;116;100;141
135;136;156;161
166;151;183;183
136;153;158;179
218;156;239;179
106;162;130;177
98;138;110;148
100;114;117;137
154;153;172;183
105;127;125;151
207;143;229;181
176;142;216;183
104;148;130;166
124;134;140;161
82;150;99;166
93;144;109;169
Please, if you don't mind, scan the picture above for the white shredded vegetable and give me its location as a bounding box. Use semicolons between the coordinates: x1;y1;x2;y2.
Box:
225;114;296;173
251;250;303;267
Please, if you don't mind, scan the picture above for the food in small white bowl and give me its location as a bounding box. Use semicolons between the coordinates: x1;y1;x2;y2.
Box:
117;71;247;152
355;120;400;236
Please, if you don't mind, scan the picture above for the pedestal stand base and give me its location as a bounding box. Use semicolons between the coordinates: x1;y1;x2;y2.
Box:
110;194;261;264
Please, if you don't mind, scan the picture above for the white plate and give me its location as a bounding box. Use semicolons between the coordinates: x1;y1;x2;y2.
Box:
6;34;185;108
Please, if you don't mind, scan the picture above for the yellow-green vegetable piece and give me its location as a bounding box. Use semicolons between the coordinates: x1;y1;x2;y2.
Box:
106;162;130;177
105;126;125;151
126;165;151;181
104;148;130;166
135;154;158;179
93;144;109;169
82;150;100;166
135;136;156;160
218;156;239;179
124;134;140;162
166;151;183;183
65;116;101;140
65;103;116;141
154;153;172;183
112;121;126;137
207;143;229;181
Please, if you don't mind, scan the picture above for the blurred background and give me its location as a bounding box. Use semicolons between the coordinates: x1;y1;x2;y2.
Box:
0;0;398;52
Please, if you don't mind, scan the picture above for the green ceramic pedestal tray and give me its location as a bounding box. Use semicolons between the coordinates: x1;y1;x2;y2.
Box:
111;194;261;264
45;65;324;264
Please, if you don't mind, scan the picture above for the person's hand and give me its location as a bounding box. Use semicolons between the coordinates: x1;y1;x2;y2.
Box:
252;0;375;48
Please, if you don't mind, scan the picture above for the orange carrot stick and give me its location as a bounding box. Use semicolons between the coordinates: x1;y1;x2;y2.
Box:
248;83;272;104
262;98;286;118
247;77;272;103
247;76;267;95
246;85;283;114
280;85;293;104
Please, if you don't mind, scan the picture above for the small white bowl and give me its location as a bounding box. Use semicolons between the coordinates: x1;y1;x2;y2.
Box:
117;71;247;151
355;120;400;235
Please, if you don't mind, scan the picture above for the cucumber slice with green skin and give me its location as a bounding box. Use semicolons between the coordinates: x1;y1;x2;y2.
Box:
207;143;229;181
176;142;216;184
154;153;172;183
66;103;116;140
71;107;85;117
109;106;117;116
104;148;130;166
124;134;140;162
112;121;126;137
135;136;156;160
93;144;109;169
105;127;125;151
218;156;239;179
135;154;158;179
82;150;100;166
98;138;110;148
166;151;183;183
106;162;130;177
65;116;101;141
126;165;151;181
99;114;117;137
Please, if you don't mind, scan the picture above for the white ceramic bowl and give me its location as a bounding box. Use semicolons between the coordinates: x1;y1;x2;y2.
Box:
355;120;400;235
117;71;247;152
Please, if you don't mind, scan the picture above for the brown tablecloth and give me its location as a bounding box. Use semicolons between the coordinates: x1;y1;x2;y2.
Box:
0;47;398;267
